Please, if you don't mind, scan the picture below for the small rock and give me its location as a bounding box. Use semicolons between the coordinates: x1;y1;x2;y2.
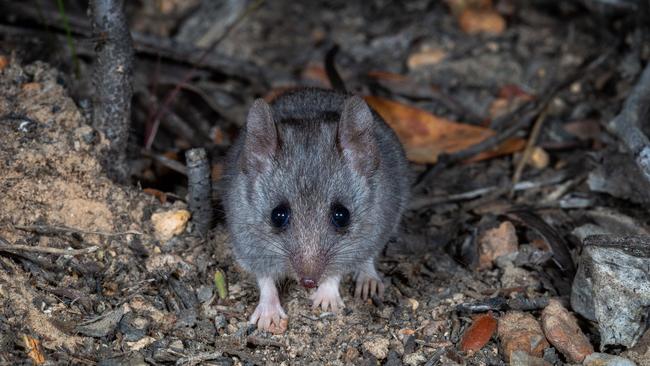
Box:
583;352;637;366
76;304;128;338
196;285;213;303
214;315;227;330
510;350;551;366
385;350;402;366
541;299;593;363
501;264;539;289
344;346;360;363
497;311;549;362
0;55;8;70
403;351;427;366
403;335;416;354
363;336;390;360
151;209;190;241
478;221;519;270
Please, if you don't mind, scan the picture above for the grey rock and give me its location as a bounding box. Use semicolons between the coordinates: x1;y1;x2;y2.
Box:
583;352;637;366
571;235;650;349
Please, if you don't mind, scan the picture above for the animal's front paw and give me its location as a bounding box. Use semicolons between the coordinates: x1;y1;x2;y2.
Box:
249;299;287;333
355;273;385;300
310;277;344;312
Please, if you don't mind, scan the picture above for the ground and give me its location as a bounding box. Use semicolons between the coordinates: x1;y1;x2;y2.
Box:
0;1;649;365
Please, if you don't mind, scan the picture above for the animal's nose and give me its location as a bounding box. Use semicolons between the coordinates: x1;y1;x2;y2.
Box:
300;277;317;288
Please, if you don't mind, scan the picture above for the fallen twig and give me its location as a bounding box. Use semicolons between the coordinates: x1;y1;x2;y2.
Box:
11;224;142;237
510;104;551;197
607;62;650;186
409;170;568;210
0;237;98;256
140;149;188;175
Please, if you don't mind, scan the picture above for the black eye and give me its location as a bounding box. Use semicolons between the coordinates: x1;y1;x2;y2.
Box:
270;204;291;228
331;204;350;228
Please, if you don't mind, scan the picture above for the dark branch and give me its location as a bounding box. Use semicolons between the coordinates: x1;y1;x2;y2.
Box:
89;0;134;182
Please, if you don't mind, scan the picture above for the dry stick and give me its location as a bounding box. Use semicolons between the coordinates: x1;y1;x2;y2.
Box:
185;148;213;236
144;0;266;149
0;237;98;256
409;170;568;210
607;62;650;185
140;149;188;175
88;0;134;183
11;224;142;237
509;105;550;198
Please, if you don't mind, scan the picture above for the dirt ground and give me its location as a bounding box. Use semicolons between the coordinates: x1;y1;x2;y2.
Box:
1;1;649;365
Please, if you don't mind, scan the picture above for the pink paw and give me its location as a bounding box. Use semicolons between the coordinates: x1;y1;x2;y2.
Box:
310;277;344;312
355;274;385;300
249;300;287;332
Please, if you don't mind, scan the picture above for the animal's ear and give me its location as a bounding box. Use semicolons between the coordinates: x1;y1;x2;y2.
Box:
241;98;277;174
338;96;379;176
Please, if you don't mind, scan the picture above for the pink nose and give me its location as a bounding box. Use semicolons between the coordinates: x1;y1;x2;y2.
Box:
300;278;317;288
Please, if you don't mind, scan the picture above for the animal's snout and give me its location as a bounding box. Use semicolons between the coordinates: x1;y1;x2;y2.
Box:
300;277;317;288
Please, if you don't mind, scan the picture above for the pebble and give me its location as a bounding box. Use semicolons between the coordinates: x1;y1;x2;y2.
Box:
151;208;190;241
497;311;549;362
510;350;551;366
403;352;427;366
362;337;390;360
478;221;518;270
541;299;593;363
583;352;637;366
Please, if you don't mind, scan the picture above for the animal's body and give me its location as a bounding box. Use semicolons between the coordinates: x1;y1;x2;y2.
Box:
223;88;410;331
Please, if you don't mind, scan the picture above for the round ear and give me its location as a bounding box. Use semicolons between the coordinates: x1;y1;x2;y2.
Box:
338;96;379;176
241;98;277;174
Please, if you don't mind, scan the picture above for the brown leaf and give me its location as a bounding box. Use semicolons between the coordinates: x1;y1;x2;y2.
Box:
0;55;8;71
22;335;45;365
407;48;448;70
460;313;498;353
365;96;524;163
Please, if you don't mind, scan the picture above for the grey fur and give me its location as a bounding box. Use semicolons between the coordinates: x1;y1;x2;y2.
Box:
223;88;410;282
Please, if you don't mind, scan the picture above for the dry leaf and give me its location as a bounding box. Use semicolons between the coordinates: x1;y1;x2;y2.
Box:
446;0;506;34
460;313;498;353
23;335;45;365
365;96;524;163
0;55;8;71
407;48;447;70
489;84;535;120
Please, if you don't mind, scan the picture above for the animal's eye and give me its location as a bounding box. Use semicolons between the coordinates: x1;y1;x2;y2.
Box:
331;203;350;228
270;204;291;228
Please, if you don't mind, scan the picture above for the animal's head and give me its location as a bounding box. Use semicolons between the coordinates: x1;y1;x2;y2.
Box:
235;96;384;287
